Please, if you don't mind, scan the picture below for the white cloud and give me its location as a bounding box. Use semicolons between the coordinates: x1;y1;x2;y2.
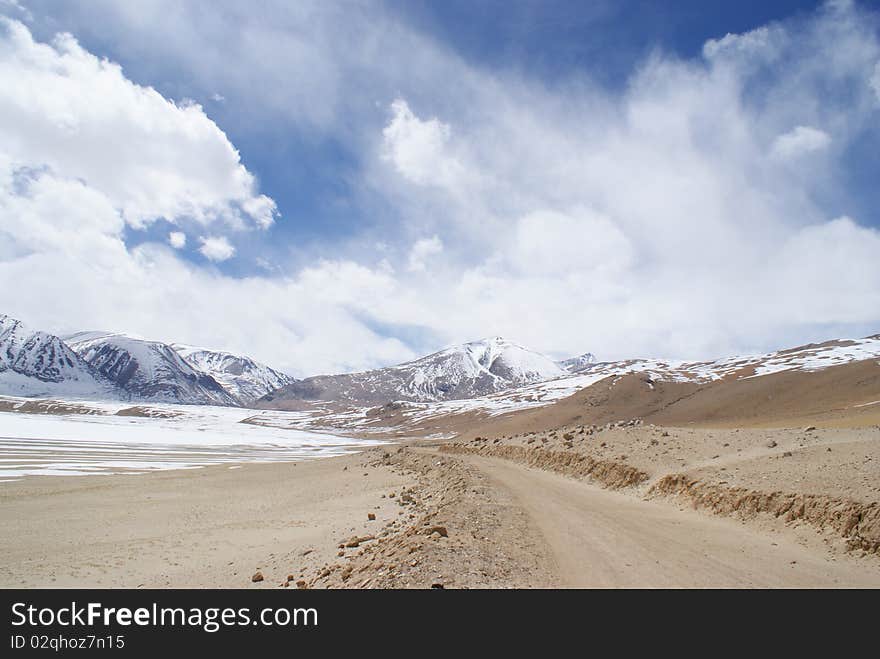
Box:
508;209;633;277
382;99;464;188
407;235;443;272
168;231;186;249
703;25;786;64
0;18;275;230
198;235;235;262
771;125;831;160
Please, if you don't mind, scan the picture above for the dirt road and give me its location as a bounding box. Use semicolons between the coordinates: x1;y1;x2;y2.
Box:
455;453;880;588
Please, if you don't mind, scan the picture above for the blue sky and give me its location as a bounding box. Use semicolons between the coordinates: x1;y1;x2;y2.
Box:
1;0;879;375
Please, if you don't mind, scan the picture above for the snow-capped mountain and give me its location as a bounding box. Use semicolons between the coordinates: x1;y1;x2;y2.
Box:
66;332;237;406
260;336;567;406
171;344;296;404
558;352;598;373
0;314;115;398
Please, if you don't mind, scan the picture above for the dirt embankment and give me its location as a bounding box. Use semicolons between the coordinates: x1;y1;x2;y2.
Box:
440;443;648;490
649;474;880;554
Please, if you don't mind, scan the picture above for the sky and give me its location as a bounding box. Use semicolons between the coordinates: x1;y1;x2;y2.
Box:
0;0;879;376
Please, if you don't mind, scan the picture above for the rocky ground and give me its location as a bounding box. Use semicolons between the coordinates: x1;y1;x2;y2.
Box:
299;446;556;589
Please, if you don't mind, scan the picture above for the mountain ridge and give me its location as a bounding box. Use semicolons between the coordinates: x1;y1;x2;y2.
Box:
259;336;568;407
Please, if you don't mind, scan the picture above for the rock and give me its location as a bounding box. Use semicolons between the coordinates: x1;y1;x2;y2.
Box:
431;583;445;589
803;426;816;432
251;572;264;583
424;525;448;537
296;580;308;589
345;535;375;547
766;440;778;448
783;451;793;457
287;574;295;581
368;513;376;521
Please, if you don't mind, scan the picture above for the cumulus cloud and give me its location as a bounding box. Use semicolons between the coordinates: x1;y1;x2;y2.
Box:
198;235;235;262
0;18;276;230
168;231;186;249
771;125;831;160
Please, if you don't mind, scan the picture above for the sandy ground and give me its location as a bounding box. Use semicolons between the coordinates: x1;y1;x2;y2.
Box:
0;453;414;588
2;433;879;588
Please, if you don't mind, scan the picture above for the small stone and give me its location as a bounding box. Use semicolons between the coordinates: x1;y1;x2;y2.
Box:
251;572;264;583
783;451;793;457
803;426;816;432
431;583;445;589
296;580;308;589
424;525;448;537
766;440;778;448
368;512;376;520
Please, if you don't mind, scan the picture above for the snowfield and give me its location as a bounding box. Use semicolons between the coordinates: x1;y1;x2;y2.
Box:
0;399;384;480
